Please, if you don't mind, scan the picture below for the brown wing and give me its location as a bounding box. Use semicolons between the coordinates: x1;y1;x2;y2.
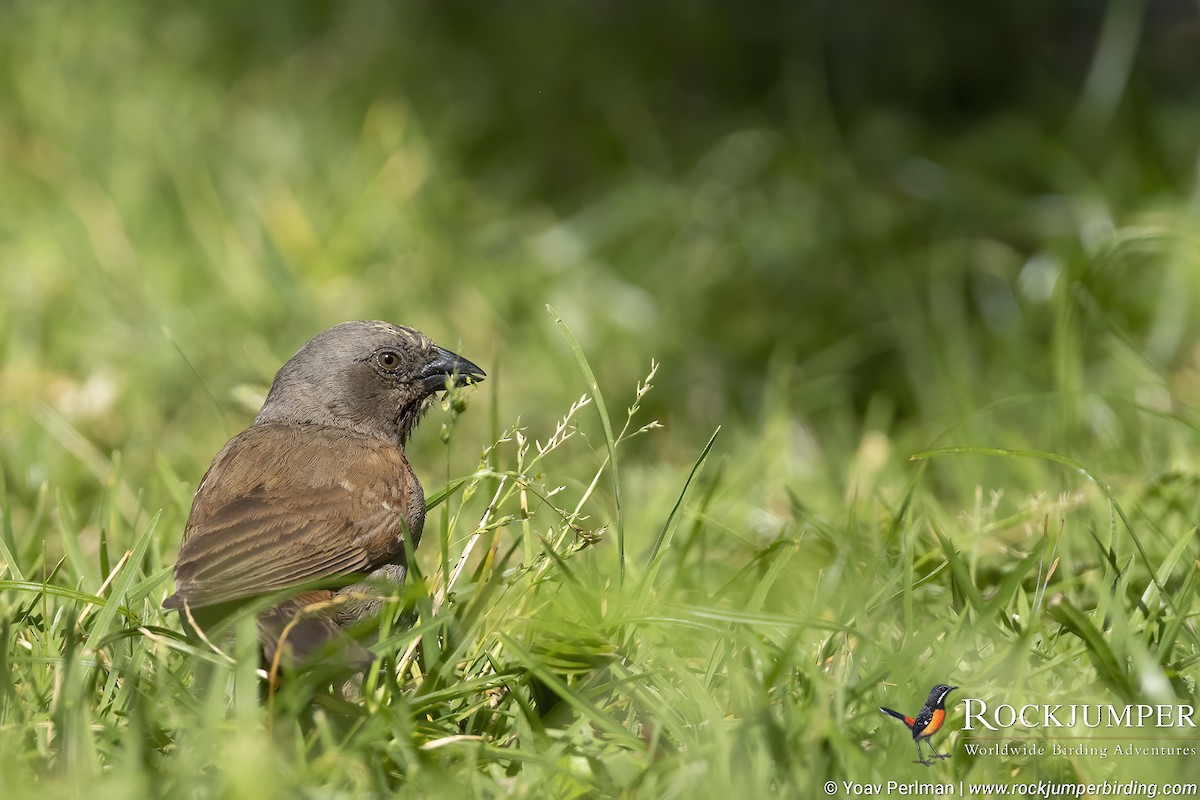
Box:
163;423;423;610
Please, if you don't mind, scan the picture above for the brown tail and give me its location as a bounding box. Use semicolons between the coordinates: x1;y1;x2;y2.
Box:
257;592;375;673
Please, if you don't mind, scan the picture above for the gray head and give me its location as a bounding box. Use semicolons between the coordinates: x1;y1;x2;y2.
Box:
254;321;485;445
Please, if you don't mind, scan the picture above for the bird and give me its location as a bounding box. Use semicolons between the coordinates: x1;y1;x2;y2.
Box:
879;684;957;765
162;321;484;672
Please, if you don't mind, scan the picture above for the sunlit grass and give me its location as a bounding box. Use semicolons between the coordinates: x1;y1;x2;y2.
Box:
3;2;1200;798
5;322;1200;797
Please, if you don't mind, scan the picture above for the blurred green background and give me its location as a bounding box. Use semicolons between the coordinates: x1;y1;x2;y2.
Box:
3;0;1200;483
3;0;1200;468
4;0;1200;795
2;0;1200;575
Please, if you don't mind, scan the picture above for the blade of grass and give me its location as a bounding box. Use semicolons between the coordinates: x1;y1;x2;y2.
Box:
666;459;724;596
164;326;228;439
86;511;160;653
639;426;720;595
55;489;93;585
1048;596;1137;700
983;536;1049;617
0;467;22;581
128;565;174;605
0;581;108;607
548;305;624;585
0;536;22;582
746;536;799;612
1155;561;1198;663
427;477;469;511
931;525;984;615
1139;525;1196;613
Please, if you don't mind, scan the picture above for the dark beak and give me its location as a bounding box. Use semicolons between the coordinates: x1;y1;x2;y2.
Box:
420;346;486;392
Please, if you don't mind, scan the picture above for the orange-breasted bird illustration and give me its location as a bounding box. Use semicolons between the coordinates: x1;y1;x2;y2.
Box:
879;684;957;765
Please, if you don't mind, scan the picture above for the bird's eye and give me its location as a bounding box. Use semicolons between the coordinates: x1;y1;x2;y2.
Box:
376;351;400;370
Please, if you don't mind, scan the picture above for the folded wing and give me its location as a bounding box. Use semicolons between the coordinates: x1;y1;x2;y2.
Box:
164;423;421;610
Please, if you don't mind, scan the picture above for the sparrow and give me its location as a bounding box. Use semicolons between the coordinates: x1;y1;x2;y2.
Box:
163;321;484;671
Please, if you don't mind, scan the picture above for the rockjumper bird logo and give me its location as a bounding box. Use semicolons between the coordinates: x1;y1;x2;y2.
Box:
879;684;957;765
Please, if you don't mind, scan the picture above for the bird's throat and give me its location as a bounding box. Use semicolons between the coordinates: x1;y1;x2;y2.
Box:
394;396;434;446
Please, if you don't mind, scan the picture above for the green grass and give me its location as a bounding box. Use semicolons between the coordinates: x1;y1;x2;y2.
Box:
3;1;1200;798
